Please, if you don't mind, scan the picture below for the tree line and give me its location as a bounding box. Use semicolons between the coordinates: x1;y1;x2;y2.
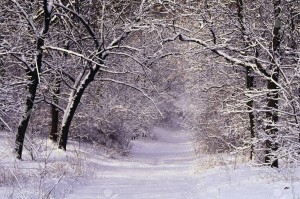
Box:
1;0;300;168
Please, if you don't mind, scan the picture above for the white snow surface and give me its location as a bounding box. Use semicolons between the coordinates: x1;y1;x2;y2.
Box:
66;127;198;199
1;128;300;199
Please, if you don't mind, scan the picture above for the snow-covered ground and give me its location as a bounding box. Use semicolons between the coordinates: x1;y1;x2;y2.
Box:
65;127;198;199
1;128;300;199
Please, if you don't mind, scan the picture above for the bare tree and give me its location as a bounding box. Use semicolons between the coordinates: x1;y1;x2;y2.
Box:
42;0;160;150
8;0;54;159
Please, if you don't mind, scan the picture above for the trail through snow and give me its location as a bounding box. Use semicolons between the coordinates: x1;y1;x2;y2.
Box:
65;127;300;199
66;127;199;199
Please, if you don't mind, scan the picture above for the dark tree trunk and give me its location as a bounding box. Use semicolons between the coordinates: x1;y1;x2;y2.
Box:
246;66;255;160
236;0;256;160
14;0;53;159
265;69;279;167
265;0;281;168
50;76;61;142
15;69;39;159
56;1;101;150
58;66;100;150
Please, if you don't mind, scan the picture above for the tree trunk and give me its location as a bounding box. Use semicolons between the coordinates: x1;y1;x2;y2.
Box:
246;66;255;160
49;75;61;142
265;0;281;168
14;0;53;159
15;69;39;159
58;66;100;150
265;69;279;167
236;0;256;160
56;1;101;150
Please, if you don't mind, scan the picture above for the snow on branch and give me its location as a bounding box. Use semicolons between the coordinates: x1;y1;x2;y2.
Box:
164;34;271;78
54;2;100;48
47;0;54;14
0;117;12;132
99;78;163;117
44;46;107;68
41;98;65;112
10;0;38;36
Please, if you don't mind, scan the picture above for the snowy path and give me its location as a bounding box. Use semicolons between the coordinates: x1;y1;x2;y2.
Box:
65;127;199;199
64;127;300;199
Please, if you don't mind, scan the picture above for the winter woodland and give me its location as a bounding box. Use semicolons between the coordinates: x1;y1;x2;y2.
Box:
1;0;300;198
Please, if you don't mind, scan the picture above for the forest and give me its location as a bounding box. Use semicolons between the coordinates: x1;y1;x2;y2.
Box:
1;0;300;198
